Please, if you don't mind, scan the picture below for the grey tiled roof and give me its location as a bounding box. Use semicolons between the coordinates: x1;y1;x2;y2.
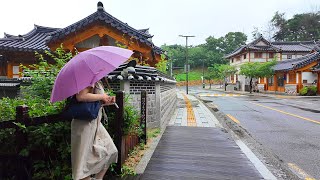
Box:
225;36;279;58
0;4;164;55
225;36;318;58
271;41;315;52
273;52;320;71
0;25;59;52
48;7;153;46
106;62;175;83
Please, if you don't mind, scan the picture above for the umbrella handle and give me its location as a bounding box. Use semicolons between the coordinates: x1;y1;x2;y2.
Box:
113;103;119;109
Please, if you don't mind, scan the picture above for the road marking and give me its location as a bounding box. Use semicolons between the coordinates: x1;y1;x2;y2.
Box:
226;114;240;124
275;95;297;99
250;102;320;125
287;163;315;180
235;140;277;180
199;94;241;97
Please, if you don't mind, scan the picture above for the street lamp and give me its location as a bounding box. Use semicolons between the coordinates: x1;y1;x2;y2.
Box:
179;35;195;94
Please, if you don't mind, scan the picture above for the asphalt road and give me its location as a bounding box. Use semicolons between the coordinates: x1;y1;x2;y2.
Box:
185;86;320;179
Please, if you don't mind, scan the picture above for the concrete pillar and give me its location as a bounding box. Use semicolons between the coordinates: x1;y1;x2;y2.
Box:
120;80;130;93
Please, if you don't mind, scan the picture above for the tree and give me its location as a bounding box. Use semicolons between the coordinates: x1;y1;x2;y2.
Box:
218;64;237;91
271;11;320;41
252;27;262;40
162;32;247;71
205;65;223;89
155;54;168;73
161;44;185;68
205;64;237;90
240;60;276;93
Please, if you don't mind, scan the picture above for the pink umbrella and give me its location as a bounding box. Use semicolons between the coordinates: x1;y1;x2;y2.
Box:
50;46;133;103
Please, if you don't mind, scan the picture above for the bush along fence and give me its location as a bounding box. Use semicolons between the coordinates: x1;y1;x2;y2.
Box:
0;90;147;179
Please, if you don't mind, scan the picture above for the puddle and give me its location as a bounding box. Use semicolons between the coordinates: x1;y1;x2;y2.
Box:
287;105;320;113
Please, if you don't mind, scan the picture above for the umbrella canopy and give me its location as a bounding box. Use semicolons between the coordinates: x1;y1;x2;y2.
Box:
50;46;133;103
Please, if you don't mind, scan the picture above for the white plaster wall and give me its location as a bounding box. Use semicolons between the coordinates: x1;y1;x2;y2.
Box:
238;75;246;91
256;41;267;46
302;72;317;83
75;35;100;48
251;59;267;63
281;55;287;60
242;59;249;63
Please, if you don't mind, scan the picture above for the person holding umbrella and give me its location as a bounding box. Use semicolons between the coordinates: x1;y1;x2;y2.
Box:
50;46;133;180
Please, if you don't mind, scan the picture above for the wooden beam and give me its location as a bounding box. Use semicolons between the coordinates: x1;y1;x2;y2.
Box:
297;71;302;92
295;61;319;72
49;25;151;54
274;74;278;92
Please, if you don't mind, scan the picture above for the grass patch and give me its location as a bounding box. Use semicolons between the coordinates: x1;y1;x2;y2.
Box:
122;128;162;177
147;128;161;138
174;68;208;82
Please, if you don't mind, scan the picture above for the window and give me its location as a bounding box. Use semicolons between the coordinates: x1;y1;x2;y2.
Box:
268;76;274;86
287;55;292;59
244;54;247;59
254;52;263;58
231;58;234;63
269;53;274;59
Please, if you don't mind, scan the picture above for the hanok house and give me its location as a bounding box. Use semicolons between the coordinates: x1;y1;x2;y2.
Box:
0;2;164;80
0;2;177;128
258;50;320;95
225;35;320;91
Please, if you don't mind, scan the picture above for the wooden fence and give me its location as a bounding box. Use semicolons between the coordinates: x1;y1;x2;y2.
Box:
0;90;147;179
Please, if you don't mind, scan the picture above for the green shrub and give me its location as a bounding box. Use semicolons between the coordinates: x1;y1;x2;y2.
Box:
0;44;143;178
299;85;317;96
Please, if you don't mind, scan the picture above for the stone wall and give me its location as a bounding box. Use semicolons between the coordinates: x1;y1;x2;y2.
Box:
258;84;265;92
285;84;298;95
117;80;176;128
160;84;177;128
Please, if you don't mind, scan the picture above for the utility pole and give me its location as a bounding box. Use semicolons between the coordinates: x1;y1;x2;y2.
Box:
170;59;173;77
179;35;195;94
202;59;205;88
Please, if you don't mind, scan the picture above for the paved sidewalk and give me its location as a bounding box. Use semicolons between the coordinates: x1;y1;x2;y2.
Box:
138;91;273;180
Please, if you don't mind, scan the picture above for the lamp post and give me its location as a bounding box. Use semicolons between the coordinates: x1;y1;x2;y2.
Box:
170;59;173;77
179;35;195;94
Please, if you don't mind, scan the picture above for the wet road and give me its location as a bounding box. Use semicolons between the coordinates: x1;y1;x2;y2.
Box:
185;86;320;179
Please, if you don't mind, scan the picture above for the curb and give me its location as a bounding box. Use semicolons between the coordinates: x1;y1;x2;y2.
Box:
204;87;320;98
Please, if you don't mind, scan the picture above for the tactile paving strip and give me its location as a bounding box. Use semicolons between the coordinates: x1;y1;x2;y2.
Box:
182;93;197;127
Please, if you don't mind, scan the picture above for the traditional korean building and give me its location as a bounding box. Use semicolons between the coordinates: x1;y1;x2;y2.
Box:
0;2;165;79
225;35;320;91
260;49;320;94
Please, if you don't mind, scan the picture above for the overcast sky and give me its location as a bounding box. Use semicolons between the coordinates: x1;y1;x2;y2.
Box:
0;0;319;46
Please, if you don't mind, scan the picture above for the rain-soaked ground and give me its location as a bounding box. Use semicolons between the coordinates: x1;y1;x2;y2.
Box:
186;86;320;179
